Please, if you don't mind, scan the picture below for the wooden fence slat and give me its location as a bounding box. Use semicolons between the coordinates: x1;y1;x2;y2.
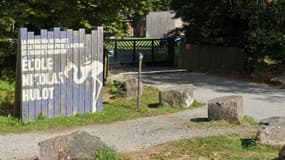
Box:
85;34;92;112
60;30;67;116
72;30;80;114
91;30;98;112
97;27;104;112
27;31;35;121
40;29;48;118
47;31;55;118
53;27;61;117
34;35;42;118
20;28;28;120
66;29;73;116
79;28;85;113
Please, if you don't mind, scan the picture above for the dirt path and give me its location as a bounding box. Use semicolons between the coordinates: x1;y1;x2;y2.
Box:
0;107;255;160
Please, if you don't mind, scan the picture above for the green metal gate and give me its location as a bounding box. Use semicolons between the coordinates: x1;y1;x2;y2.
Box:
104;38;174;66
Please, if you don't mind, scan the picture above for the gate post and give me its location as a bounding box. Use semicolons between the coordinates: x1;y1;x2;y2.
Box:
133;40;136;63
151;40;154;64
114;39;118;63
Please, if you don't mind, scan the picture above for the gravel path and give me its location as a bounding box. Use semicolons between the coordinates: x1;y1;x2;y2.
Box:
0;107;251;160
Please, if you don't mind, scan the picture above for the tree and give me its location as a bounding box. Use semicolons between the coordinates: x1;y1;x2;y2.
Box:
0;0;171;78
170;0;285;63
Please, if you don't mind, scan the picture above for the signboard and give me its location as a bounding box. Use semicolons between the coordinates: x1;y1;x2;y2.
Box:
15;27;104;121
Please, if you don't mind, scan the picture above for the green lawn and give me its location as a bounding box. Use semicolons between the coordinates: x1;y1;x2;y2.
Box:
0;87;204;133
126;135;281;160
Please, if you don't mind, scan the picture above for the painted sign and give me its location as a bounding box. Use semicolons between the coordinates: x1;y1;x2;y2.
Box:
15;27;104;121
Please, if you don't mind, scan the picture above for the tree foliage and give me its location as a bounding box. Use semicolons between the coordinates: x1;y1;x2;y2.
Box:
171;0;285;62
1;0;170;38
0;0;170;78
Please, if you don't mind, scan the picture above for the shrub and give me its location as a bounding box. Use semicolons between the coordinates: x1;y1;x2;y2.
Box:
94;147;120;160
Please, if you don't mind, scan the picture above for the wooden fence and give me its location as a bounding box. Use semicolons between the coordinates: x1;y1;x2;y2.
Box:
15;27;104;121
178;45;245;74
146;11;183;38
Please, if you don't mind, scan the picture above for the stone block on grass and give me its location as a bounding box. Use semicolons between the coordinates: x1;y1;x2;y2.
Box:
208;95;243;123
257;117;285;146
159;85;194;108
38;131;106;160
118;77;143;100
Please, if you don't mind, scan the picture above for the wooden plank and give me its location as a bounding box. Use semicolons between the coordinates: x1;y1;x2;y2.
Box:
47;31;55;118
85;34;92;112
34;35;42;118
53;27;61;117
20;28;28;121
78;29;85;113
91;30;98;112
27;31;35;121
14;29;22;118
60;30;67;116
72;30;80;115
40;29;48;117
96;27;104;112
66;29;73;116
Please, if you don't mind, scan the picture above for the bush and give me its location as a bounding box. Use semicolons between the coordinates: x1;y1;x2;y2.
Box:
94;147;120;160
0;81;15;104
0;80;15;115
106;80;121;95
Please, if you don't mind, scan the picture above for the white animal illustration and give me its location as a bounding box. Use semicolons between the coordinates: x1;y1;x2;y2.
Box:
64;60;103;112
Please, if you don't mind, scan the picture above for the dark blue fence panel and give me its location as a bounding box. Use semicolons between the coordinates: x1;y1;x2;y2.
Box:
16;27;104;121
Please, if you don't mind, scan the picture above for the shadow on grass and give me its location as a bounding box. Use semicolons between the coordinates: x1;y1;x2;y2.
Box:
241;138;257;148
190;117;209;122
0;107;13;117
148;103;160;108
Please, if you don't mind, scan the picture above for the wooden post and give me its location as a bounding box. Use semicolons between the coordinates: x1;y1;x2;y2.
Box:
167;37;175;66
103;48;109;85
151;40;154;64
114;40;118;63
137;53;143;109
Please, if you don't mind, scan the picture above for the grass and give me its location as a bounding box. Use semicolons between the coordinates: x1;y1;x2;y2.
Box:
127;135;282;160
0;87;204;134
187;116;259;130
94;147;125;160
94;147;132;160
